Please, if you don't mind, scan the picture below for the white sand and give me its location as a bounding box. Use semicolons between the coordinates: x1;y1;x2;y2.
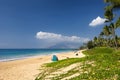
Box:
0;50;85;80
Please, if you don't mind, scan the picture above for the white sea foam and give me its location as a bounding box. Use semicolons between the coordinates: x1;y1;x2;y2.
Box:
0;49;73;62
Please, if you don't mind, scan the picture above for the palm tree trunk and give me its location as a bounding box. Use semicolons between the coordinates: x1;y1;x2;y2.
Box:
112;28;118;49
107;37;110;47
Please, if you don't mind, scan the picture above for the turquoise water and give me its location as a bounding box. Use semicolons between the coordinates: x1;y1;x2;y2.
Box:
0;49;73;62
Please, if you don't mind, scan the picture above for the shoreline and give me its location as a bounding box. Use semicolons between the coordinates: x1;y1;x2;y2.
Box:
0;50;85;80
0;50;74;62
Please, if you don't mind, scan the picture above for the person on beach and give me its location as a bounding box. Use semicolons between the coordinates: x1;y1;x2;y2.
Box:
74;50;79;56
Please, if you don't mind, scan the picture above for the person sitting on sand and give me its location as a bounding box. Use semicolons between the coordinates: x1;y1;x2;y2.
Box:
76;53;78;56
74;50;79;56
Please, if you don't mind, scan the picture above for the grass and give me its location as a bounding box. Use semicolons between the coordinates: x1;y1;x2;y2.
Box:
51;69;78;80
35;47;120;80
45;58;82;69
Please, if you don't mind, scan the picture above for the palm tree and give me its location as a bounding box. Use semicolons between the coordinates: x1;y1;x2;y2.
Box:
99;32;104;46
115;17;120;28
109;23;118;48
103;25;111;37
118;37;120;47
104;0;120;9
103;25;111;47
104;0;120;49
93;36;98;46
87;40;94;49
104;6;113;22
100;32;104;38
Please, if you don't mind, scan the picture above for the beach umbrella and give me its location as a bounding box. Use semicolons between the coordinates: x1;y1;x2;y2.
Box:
52;55;58;61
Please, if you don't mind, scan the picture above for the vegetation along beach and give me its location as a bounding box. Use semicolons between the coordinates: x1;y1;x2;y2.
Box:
0;0;120;80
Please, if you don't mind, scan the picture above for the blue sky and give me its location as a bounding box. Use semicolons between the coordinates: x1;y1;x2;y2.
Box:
0;0;119;48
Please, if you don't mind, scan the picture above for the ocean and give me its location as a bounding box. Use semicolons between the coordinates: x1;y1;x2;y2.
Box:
0;49;74;62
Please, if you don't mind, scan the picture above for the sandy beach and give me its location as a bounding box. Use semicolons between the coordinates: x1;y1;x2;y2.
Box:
0;50;85;80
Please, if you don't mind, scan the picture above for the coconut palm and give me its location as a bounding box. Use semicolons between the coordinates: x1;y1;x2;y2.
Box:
98;32;104;46
93;36;98;46
115;17;120;28
100;32;104;38
103;25;111;47
103;25;111;37
104;0;120;9
104;6;113;22
104;0;120;49
109;23;118;48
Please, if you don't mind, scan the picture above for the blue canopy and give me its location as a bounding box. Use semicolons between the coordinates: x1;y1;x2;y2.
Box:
52;55;58;61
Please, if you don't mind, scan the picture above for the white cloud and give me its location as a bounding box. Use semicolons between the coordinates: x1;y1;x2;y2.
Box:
89;16;107;27
36;31;90;48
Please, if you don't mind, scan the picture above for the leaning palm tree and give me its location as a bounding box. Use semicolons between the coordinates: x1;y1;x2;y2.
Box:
104;0;120;49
